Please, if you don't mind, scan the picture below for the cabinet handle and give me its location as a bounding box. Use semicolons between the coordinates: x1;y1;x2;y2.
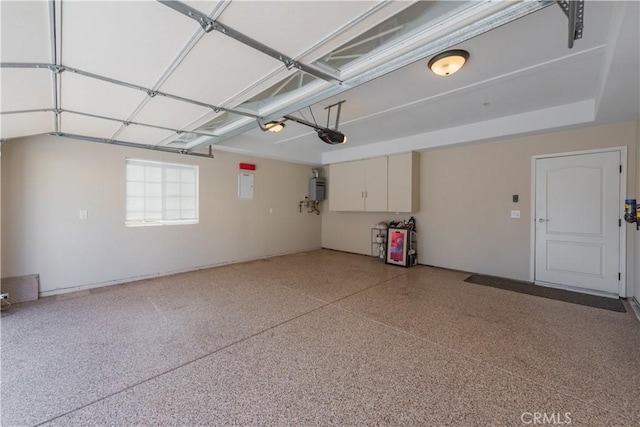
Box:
361;191;364;198
364;190;368;198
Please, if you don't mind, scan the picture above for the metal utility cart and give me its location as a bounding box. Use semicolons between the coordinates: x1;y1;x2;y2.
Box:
371;227;388;259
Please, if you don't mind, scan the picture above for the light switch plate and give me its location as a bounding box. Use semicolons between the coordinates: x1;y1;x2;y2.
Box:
511;210;520;218
79;210;88;220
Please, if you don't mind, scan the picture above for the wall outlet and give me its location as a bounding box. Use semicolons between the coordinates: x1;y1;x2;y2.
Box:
79;210;88;220
511;210;520;218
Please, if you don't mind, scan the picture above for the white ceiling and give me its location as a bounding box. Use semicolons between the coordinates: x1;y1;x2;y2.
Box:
1;1;638;165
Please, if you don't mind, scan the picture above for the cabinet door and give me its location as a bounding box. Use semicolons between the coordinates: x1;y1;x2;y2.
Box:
388;152;420;212
364;157;388;212
329;161;365;211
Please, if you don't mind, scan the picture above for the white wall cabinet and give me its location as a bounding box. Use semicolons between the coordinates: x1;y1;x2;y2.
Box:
329;157;387;211
329;160;365;211
329;152;419;212
387;152;420;212
363;157;388;211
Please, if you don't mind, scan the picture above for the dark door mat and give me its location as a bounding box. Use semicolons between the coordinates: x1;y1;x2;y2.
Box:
464;274;626;312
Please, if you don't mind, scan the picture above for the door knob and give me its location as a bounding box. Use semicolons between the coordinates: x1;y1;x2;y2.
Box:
538;218;550;223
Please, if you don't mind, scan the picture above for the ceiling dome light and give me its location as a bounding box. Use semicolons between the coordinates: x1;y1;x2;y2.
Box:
428;49;469;76
264;121;285;133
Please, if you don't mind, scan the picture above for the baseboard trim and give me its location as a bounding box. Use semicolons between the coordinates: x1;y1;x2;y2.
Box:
321;247;372;258
37;247;322;298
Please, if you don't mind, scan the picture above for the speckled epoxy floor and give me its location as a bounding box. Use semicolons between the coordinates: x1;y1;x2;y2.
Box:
1;250;639;426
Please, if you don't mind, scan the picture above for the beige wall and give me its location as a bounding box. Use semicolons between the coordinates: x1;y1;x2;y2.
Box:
3;122;639;299
1;135;321;295
322;121;639;296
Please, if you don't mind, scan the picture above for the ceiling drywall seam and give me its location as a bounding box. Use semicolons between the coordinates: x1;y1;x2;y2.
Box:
204;141;322;167
321;99;597;165
593;1;627;118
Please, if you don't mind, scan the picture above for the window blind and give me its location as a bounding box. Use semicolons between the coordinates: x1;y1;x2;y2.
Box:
125;159;198;226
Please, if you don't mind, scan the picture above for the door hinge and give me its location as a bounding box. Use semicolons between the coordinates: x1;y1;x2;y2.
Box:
620;165;622;173
619;218;622;227
618;272;621;280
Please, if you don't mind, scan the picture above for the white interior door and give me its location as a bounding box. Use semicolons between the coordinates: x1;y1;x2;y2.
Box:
535;151;621;296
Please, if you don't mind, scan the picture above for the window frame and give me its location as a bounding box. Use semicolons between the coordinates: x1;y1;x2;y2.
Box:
125;158;199;227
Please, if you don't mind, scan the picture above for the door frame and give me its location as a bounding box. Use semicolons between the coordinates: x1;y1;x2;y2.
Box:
529;147;627;297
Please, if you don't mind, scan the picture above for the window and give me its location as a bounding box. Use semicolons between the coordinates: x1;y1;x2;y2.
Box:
125;158;198;226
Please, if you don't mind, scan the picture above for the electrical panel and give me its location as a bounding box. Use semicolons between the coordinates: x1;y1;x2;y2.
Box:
309;177;325;201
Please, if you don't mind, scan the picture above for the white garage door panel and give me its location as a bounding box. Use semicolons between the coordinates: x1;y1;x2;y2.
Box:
183;1;221;16
62;1;200;88
160;32;282;106
1;69;53;112
546;241;603;277
218;1;378;58
117;125;175;146
133;96;210;131
1;1;51;63
61;113;122;139
1;112;53;139
61;72;146;120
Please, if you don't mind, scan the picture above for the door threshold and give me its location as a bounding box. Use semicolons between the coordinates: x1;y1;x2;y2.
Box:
534;280;619;299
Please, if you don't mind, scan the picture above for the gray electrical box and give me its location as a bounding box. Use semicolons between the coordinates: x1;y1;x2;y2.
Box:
309;177;325;201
